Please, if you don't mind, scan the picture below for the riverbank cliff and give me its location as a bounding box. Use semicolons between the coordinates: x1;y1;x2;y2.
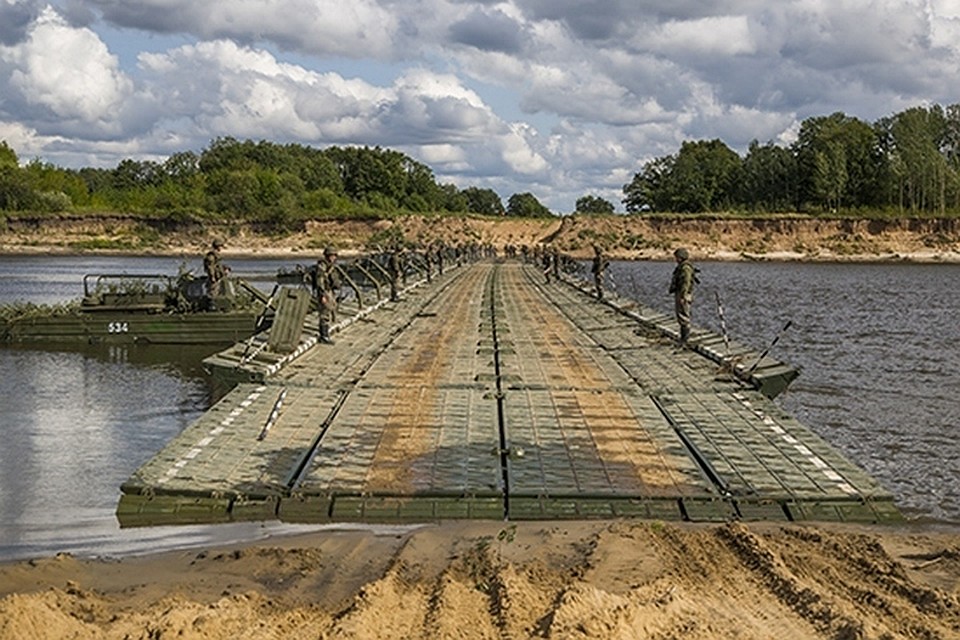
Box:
1;213;959;262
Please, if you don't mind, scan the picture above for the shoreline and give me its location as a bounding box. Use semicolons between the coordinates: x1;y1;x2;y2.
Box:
2;212;960;264
3;243;960;264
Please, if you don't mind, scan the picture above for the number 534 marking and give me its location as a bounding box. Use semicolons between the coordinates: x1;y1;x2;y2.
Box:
107;322;129;333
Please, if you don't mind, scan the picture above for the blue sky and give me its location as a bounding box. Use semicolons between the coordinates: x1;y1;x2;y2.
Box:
2;1;960;212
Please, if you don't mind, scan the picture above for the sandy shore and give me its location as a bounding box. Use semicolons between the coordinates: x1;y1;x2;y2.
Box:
2;213;960;263
1;520;959;639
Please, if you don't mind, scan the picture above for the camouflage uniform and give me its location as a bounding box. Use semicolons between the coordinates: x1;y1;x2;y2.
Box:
203;240;227;298
387;246;402;301
312;247;341;344
591;246;608;300
542;248;553;283
669;248;697;344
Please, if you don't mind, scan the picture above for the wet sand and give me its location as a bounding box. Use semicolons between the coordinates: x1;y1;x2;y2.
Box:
2;520;959;639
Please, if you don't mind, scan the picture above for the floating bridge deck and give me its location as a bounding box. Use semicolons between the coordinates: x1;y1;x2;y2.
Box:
117;261;901;526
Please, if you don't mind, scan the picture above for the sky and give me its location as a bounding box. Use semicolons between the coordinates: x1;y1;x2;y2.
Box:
2;1;960;212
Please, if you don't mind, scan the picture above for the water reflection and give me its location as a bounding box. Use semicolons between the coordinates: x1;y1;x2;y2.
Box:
0;343;214;559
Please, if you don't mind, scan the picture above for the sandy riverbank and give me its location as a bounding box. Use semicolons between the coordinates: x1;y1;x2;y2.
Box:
1;519;959;639
2;214;960;263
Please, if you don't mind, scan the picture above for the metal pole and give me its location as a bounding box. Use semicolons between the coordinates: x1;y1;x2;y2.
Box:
746;320;793;375
715;291;730;354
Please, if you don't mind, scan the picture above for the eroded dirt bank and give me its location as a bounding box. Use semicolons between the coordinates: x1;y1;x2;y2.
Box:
2;213;959;262
1;520;958;639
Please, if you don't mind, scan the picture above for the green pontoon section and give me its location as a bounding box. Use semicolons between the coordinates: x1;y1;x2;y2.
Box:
283;264;504;522
117;382;342;525
118;260;901;526
653;391;899;522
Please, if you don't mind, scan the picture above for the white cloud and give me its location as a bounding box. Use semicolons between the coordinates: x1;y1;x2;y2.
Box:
644;15;756;57
3;7;133;134
88;0;400;58
500;121;547;174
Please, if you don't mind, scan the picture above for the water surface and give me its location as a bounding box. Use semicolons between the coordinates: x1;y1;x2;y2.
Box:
0;255;957;561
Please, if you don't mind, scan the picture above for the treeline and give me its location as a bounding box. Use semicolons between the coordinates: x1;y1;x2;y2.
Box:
0;137;554;223
5;102;960;222
623;104;960;215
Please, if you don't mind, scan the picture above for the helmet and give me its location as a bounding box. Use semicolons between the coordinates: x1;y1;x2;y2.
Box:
674;247;689;260
212;239;224;249
323;246;338;257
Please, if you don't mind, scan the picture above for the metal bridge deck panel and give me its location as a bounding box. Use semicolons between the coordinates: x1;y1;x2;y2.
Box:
655;390;893;505
285;264;504;521
610;345;746;395
503;387;714;500
527;272;743;395
118;382;341;524
294;386;503;498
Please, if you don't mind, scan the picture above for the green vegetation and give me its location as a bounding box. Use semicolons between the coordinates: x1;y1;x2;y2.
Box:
507;192;551;217
4;101;960;223
623;104;960;216
575;194;616;214
0;138;549;226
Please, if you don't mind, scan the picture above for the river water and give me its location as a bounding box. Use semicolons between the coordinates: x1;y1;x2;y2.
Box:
0;255;958;561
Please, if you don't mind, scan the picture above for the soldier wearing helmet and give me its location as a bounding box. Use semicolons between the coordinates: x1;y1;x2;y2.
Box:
590;245;609;300
312;246;341;344
669;247;699;346
203;239;229;299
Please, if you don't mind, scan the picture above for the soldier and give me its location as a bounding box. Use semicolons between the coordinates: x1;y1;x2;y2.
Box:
668;247;699;346
387;244;402;302
203;239;229;298
312;246;341;344
422;243;433;283
435;241;445;275
541;245;553;283
590;245;608;300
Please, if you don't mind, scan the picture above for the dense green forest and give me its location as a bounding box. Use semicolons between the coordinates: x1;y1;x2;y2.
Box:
3;103;960;222
0;137;554;224
624;104;960;216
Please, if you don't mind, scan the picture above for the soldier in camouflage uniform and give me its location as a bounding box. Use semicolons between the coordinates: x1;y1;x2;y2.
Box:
668;247;698;345
387;245;402;302
312;246;341;344
591;245;609;300
203;239;229;298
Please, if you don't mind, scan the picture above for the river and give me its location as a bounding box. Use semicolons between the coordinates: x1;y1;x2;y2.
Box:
0;255;957;561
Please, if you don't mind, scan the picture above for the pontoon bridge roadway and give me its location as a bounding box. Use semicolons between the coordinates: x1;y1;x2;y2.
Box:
117;260;901;526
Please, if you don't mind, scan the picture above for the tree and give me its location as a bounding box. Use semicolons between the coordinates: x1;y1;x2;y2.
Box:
438;183;468;212
575;194;615;214
0;166;32;210
623;155;673;213
507;192;552;217
0;141;18;169
739;141;798;212
793;112;883;211
22;160;88;208
664;139;741;212
462;187;505;216
811;141;847;212
623;141;740;214
877;106;954;213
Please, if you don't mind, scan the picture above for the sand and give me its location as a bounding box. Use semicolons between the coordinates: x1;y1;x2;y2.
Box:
2;520;959;639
